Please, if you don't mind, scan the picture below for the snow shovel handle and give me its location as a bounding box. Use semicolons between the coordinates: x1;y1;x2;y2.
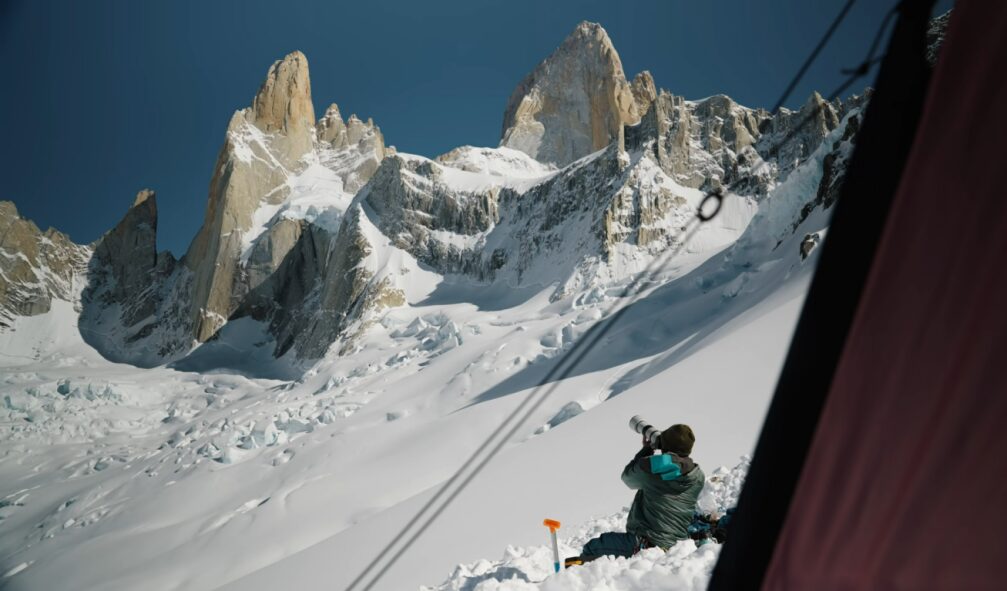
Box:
543;519;561;572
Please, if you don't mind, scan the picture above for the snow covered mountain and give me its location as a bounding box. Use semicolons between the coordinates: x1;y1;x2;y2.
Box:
0;16;947;591
0;203;90;332
0;21;860;371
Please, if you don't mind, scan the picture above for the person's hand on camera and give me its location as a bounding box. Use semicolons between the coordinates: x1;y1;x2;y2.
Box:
635;437;655;459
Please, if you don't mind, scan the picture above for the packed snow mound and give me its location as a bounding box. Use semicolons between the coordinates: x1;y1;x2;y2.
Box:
429;544;720;591
424;458;749;591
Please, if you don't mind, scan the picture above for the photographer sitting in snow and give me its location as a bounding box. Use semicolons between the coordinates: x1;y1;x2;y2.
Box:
567;423;705;565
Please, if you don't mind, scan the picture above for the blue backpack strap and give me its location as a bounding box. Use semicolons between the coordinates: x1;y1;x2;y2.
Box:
648;454;683;481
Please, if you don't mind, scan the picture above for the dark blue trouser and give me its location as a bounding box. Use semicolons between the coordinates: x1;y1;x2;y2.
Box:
581;532;645;559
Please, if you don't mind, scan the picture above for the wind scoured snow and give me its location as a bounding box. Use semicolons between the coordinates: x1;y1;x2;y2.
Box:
228;118;288;171
402;149;557;193
437;146;558;184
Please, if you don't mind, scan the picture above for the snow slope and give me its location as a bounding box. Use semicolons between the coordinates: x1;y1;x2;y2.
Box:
1;282;804;590
221;268;811;591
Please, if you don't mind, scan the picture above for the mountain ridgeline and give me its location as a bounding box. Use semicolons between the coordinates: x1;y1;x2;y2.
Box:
0;19;947;369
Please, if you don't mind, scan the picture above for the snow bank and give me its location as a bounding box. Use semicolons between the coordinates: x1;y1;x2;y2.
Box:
424;458;749;591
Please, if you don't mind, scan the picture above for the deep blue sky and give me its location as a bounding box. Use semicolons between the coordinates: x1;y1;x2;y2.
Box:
1;0;952;256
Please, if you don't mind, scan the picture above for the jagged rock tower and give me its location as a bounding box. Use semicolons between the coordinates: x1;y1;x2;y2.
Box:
500;21;654;166
184;51;316;342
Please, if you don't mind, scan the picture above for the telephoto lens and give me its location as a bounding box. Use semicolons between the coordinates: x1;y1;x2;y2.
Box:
629;415;662;448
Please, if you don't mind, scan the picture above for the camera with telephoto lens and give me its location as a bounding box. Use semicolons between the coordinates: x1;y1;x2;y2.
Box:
629;415;662;448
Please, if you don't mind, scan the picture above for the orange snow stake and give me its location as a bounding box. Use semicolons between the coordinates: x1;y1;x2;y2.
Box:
543;518;562;572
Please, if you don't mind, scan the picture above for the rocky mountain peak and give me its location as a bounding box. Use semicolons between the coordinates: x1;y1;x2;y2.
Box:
133;188;155;208
181;52;317;343
247;50;316;166
93;190;159;259
0;200;18;220
500;21;643;167
250;51;314;136
80;191;186;365
316;103;388;194
89;190;162;315
631;70;657;112
0;201;89;328
318;103;384;151
317;103;346;144
563;21;619;57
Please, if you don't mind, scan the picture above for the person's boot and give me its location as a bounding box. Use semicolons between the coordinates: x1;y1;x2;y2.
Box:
564;555;601;568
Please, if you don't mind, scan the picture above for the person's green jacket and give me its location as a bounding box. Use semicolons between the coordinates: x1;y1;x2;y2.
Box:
621;446;705;549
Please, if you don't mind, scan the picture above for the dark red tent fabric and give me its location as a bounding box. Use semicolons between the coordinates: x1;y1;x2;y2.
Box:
762;2;1007;589
710;2;939;587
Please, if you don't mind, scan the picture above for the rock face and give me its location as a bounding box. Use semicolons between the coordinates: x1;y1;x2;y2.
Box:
277;205;406;359
182;52;391;345
333;142;706;306
630;71;657;112
89;190;161;325
238;219;334;356
627;91;770;192
500;21;646;167
184;51;316;342
317;104;388;194
759;92;843;180
80;190;190;365
248;50;316;167
800;232;822;260
360;156;500;277
0;201;90;328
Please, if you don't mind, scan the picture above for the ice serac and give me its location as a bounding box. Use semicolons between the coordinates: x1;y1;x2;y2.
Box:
500;21;644;167
0;201;90;328
184;51;316;342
